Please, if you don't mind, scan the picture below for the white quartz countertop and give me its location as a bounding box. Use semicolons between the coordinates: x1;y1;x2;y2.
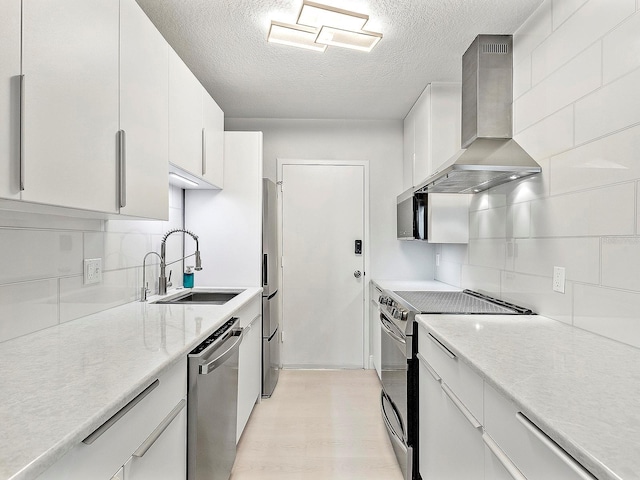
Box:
416;314;640;480
0;287;262;480
371;279;460;293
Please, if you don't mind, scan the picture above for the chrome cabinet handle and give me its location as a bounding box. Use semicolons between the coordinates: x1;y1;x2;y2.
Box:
482;433;528;480
428;332;456;359
416;352;441;382
441;383;481;430
515;412;596;479
83;379;160;445
201;128;206;175
199;330;243;375
118;130;126;208
132;399;186;458
19;74;25;191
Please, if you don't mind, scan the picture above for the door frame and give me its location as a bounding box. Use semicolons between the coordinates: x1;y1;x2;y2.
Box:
277;159;371;369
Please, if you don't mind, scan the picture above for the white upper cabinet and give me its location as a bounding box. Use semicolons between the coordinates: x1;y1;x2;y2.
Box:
403;83;461;188
0;0;20;200
202;92;224;189
21;0;120;212
169;48;204;179
119;0;169;220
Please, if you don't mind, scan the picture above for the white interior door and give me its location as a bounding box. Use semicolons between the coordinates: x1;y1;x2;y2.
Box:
281;163;365;369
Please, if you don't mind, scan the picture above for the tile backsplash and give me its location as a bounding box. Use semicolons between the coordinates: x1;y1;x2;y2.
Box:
0;185;185;343
436;0;640;349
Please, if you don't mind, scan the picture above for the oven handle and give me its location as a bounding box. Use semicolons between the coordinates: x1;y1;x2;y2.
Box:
379;313;406;345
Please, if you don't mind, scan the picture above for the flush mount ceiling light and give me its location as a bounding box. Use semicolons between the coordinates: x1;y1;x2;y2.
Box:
267;0;382;53
267;21;328;52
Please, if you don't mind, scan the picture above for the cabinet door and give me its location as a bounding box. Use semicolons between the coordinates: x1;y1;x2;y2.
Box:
22;0;119;212
202;92;224;188
403;107;415;190
413;85;431;185
418;354;484;480
119;0;169;220
124;401;187;480
237;314;262;442
430;83;461;174
0;0;20;200
169;48;203;178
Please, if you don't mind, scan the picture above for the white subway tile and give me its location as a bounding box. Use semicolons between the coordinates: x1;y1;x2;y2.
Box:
514;237;600;283
530;183;635;237
469;191;489;212
602;237;640;291
468;239;506;269
575;67;640;144
469;211;480;239
501;271;572;324
551;124;640;195
461;264;501;297
440;244;469;264
515;43;602;133
0;229;82;284
514;56;532;99
105;218;163;235
552;0;589;30
514;106;574;161
103;232;151;271
507;202;531;238
83;232;105;260
0;279;58;342
514;0;553;65
59;269;139;323
475;206;507;239
169;185;184;209
532;0;633;84
574;284;640;348
435;261;462;288
506;158;551;205
603;11;640;84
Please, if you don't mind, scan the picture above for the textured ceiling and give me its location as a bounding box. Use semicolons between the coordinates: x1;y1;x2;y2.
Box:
136;0;543;120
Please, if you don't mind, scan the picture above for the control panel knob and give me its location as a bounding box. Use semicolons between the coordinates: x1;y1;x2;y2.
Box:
400;310;408;321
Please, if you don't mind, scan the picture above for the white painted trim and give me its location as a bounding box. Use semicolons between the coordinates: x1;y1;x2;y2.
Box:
277;158;371;370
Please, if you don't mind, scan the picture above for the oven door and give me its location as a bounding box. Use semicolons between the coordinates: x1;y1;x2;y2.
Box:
380;311;408;438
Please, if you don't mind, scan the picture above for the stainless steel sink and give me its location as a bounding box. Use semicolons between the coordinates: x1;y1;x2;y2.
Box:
152;290;244;305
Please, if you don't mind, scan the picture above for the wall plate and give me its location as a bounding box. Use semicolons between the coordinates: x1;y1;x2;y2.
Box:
553;266;565;294
84;258;102;285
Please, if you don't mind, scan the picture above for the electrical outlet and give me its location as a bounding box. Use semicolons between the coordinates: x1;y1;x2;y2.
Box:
84;258;102;285
553;266;565;294
435;253;440;267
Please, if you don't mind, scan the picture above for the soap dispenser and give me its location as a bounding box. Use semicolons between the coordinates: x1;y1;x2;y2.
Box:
184;266;195;288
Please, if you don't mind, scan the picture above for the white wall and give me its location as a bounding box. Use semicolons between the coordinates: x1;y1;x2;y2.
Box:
435;0;640;349
225;118;435;281
0;186;185;343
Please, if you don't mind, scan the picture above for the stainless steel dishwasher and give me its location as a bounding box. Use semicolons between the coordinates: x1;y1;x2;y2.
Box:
187;317;243;480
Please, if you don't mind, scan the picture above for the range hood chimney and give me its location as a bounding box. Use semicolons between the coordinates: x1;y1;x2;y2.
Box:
415;35;541;194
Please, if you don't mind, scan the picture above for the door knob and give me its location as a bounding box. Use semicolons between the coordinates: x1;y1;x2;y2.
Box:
354;270;362;278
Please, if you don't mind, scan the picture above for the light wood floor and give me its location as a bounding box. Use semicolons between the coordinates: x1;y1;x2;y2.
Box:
231;370;404;480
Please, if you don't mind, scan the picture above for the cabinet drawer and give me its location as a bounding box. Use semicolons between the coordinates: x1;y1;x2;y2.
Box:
484;383;596;480
236;295;261;328
39;358;187;480
418;323;483;423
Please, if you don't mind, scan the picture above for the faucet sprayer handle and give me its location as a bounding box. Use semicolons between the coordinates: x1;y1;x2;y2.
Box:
195;251;202;271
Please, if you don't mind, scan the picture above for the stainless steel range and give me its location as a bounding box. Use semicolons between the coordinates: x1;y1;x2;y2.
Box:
378;289;532;480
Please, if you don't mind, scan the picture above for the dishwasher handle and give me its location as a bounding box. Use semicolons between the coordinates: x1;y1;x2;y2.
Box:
199;329;243;375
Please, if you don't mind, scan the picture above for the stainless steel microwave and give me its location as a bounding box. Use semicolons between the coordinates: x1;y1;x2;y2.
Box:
397;188;428;240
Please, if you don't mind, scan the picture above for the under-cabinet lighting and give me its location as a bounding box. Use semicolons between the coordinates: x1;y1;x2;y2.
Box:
267;21;327;52
297;1;368;31
169;172;199;187
316;26;382;52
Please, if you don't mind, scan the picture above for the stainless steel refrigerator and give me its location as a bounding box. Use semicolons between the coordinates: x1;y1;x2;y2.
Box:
262;178;280;397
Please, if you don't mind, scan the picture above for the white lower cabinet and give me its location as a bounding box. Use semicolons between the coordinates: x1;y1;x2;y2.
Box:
235;295;262;442
418;322;597;480
38;358;187;480
418;352;483;480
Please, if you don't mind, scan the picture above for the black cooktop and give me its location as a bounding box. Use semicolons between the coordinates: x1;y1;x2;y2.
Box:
393;289;533;315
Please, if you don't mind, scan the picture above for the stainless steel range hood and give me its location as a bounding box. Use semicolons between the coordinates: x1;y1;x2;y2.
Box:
415;35;541;194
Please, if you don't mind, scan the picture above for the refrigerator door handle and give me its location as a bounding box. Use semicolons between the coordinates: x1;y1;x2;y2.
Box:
263;253;268;286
